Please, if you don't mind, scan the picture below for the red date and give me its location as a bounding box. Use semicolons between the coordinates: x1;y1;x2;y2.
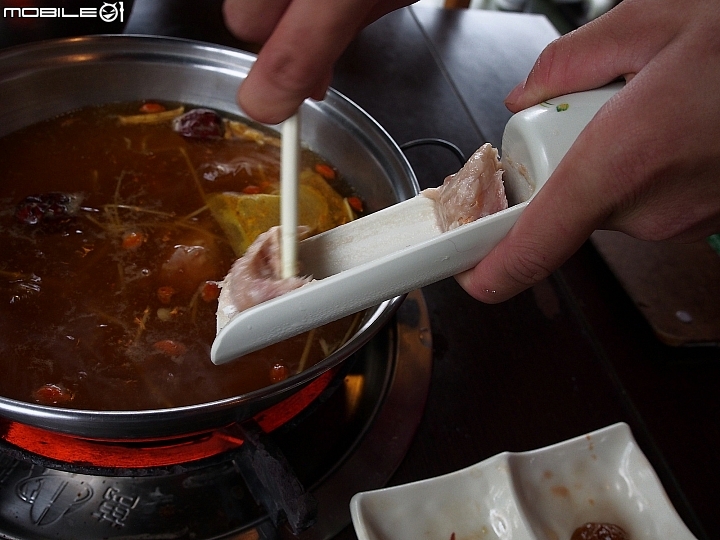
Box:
15;192;79;226
172;108;225;139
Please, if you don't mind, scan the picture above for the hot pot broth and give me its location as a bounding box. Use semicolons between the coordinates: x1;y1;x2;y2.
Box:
0;102;360;411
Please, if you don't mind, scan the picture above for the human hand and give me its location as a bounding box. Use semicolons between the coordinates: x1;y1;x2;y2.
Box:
457;0;720;303
222;0;415;124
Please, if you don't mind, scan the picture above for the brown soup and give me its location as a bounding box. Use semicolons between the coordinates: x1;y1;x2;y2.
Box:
0;102;360;411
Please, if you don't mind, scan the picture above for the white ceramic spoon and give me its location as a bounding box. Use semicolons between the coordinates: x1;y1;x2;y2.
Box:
211;84;622;364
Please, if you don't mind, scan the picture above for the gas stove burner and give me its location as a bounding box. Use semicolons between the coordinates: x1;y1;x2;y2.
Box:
0;291;432;540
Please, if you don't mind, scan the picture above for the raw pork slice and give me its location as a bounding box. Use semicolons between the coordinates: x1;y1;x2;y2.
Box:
216;226;311;331
423;143;507;231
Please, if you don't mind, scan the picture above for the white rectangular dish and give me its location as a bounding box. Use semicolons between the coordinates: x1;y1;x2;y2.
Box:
350;423;697;540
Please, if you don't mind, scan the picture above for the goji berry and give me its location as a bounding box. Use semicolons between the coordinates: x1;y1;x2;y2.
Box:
153;340;187;356
242;185;262;194
347;196;363;213
269;363;289;383
200;281;220;302
139;102;166;113
314;163;336;180
157;286;176;304
122;231;146;250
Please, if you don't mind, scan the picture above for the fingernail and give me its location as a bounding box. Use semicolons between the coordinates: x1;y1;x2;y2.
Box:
309;85;328;102
238;79;300;125
310;71;332;102
504;80;525;107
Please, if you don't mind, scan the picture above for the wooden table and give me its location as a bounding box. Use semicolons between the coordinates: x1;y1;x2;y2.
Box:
3;2;718;539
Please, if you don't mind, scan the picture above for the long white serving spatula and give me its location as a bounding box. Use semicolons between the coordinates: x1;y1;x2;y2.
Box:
211;84;621;364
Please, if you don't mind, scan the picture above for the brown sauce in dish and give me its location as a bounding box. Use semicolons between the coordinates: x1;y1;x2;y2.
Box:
571;522;629;540
0;102;359;411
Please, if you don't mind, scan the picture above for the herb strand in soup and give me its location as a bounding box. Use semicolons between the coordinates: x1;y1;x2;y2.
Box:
0;102;360;411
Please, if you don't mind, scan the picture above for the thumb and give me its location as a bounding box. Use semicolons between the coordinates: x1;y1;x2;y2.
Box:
504;0;674;112
455;191;597;303
456;92;629;302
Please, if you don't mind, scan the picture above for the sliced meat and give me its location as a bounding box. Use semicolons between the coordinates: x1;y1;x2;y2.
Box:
159;243;219;296
216;226;311;330
423;143;507;231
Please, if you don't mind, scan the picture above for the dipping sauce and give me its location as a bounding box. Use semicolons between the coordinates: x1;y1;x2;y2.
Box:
0;102;359;410
571;522;629;540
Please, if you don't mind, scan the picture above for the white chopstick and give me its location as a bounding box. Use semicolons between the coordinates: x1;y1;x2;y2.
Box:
280;112;300;279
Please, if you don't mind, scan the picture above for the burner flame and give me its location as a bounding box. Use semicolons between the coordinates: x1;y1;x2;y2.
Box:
0;369;336;471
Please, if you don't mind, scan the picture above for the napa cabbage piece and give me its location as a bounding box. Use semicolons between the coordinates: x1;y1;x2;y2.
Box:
206;169;353;257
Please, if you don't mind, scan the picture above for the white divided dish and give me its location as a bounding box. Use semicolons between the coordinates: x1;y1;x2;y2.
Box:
350;423;698;540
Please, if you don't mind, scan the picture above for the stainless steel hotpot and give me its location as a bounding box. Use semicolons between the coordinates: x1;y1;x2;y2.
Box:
0;35;419;440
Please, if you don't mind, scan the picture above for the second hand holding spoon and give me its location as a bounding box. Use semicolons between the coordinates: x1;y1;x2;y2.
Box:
212;85;623;364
